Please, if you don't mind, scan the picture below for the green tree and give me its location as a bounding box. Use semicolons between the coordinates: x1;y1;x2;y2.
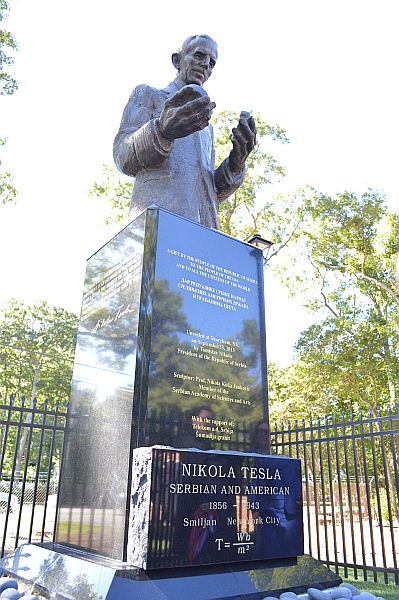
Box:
267;361;315;423
0;0;18;203
0;0;17;96
0;136;16;204
244;185;399;525
271;189;399;418
0;299;78;476
0;299;78;406
89;163;132;225
213;110;288;238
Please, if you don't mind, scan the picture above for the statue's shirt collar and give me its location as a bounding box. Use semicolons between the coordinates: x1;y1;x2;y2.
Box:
172;76;186;90
162;77;189;95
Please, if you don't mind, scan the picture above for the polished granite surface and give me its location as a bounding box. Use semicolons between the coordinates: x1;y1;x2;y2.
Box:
56;208;270;560
129;447;303;569
0;544;342;599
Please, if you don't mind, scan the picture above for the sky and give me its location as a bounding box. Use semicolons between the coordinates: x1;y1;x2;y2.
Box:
0;0;398;365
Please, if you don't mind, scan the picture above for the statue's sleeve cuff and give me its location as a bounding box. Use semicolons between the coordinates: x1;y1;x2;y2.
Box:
215;158;246;201
133;119;173;168
224;160;246;186
153;119;174;154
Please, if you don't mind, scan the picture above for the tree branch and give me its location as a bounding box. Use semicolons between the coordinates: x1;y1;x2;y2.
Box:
320;261;399;304
320;289;339;318
267;215;305;262
357;271;399;303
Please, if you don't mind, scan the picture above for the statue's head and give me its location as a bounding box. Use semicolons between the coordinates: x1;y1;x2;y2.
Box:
172;35;218;86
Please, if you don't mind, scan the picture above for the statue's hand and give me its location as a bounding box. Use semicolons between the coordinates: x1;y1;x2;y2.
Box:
158;86;216;141
229;112;257;172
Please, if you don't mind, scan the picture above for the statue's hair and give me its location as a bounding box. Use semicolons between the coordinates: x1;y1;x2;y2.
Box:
178;35;218;56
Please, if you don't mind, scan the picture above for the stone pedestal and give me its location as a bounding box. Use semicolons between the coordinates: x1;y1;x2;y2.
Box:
56;207;270;561
0;208;341;598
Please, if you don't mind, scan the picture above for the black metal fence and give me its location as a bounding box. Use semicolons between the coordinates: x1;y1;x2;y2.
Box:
0;395;68;556
0;395;398;585
271;407;399;584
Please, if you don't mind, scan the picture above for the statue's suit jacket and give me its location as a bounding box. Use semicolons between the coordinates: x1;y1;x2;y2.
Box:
113;78;245;229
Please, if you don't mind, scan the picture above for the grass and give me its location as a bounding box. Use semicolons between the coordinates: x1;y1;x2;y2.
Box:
340;570;398;600
343;580;398;599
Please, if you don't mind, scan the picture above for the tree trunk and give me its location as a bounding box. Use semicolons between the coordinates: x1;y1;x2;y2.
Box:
14;365;38;480
382;337;397;407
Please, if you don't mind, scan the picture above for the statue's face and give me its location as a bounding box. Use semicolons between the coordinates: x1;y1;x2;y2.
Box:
178;37;218;86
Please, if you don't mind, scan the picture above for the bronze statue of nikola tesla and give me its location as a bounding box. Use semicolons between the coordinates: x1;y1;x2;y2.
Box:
113;35;256;230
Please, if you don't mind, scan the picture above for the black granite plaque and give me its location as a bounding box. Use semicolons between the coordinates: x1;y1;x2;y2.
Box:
129;448;303;569
56;207;269;560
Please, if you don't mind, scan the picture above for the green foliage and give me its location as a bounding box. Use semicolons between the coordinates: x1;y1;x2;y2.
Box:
213;109;288;239
1;2;18;203
0;137;17;204
0;300;77;478
89;163;132;225
267;361;330;423
0;0;18;96
271;189;399;419
278;189;399;305
0;299;78;407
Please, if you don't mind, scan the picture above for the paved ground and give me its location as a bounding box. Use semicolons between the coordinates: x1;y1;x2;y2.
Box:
0;495;57;552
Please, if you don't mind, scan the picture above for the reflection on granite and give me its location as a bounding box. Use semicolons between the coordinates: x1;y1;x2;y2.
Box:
56;211;147;560
139;208;269;453
0;545;342;600
56;207;270;561
247;555;342;596
0;544;114;599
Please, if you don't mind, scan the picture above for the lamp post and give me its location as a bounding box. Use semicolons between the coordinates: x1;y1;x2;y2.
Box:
246;234;273;261
245;233;273;452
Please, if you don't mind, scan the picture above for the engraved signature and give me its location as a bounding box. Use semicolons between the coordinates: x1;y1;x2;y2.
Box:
92;303;135;333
